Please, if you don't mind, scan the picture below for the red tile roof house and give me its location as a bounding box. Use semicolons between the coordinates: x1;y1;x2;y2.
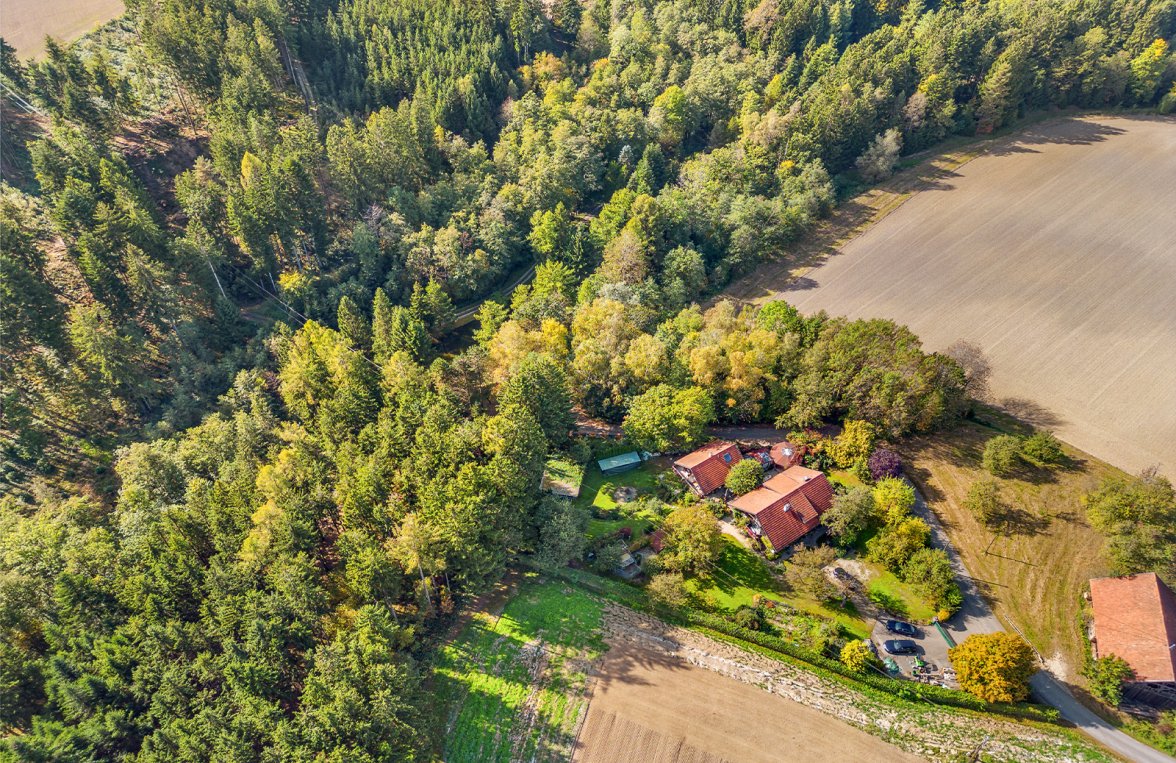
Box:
1089;572;1176;708
728;466;835;553
673;441;743;496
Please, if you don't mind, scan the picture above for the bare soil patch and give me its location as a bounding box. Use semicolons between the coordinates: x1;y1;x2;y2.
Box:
731;115;1176;480
574;628;926;763
574;605;1109;762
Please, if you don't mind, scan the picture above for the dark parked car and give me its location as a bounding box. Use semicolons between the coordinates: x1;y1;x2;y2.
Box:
882;639;918;655
884;619;919;637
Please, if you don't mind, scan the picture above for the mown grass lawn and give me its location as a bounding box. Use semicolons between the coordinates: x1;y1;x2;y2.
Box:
585;515;653;541
578;459;668;541
865;566;937;623
541;457;584;496
433;578;605;763
686;537;782;610
900;416;1121;679
575;460;661;512
829;469;867;490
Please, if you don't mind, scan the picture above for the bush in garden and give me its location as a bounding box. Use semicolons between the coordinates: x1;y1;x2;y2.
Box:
841;640;877;673
646;572;688;609
1084;655;1135;706
867;448;902;480
1021;431;1065;465
950;633;1036;703
964;478;1006;527
725;458;764;495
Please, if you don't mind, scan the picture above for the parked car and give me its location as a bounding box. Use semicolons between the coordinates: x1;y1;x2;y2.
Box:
882;639;918;655
884;619;919;637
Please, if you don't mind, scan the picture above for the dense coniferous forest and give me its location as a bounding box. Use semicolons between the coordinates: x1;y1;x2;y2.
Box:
1;0;1174;757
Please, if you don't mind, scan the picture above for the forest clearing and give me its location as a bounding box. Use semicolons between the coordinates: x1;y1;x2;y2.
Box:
735;115;1176;480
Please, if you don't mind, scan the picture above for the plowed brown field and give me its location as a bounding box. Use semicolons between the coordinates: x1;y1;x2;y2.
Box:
735;116;1176;479
573;639;926;763
3;0;124;57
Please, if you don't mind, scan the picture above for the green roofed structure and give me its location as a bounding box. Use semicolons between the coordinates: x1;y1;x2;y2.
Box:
598;451;641;475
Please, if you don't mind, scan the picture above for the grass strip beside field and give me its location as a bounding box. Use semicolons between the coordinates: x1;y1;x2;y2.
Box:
433;578;605;763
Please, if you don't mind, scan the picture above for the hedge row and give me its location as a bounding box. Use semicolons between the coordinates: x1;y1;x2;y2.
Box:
685;612;1060;723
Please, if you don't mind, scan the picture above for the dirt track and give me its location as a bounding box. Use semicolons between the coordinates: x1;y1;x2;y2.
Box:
740;116;1176;479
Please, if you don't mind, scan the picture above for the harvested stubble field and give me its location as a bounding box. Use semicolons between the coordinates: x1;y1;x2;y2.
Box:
730;115;1176;480
3;0;125;57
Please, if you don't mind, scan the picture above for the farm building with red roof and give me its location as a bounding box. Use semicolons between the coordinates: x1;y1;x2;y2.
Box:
728;466;834;552
1089;572;1176;707
673;442;742;496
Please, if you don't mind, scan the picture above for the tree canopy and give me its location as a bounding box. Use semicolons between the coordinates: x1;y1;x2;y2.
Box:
3;0;1174;754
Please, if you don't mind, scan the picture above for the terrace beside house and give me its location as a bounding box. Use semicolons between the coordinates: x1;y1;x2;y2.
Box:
1089;572;1176;709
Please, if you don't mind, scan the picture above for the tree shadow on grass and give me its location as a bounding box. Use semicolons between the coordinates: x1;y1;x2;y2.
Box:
868;589;910;619
999;506;1051;538
904;462;947;504
967;577;1005;610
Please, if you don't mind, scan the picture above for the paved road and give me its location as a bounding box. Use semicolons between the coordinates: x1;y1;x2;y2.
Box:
910;480;1175;763
909;483;1003;640
1030;672;1176;763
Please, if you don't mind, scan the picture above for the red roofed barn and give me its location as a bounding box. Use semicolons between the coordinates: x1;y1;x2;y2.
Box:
673;442;742;496
1089;572;1176;708
728;465;835;552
